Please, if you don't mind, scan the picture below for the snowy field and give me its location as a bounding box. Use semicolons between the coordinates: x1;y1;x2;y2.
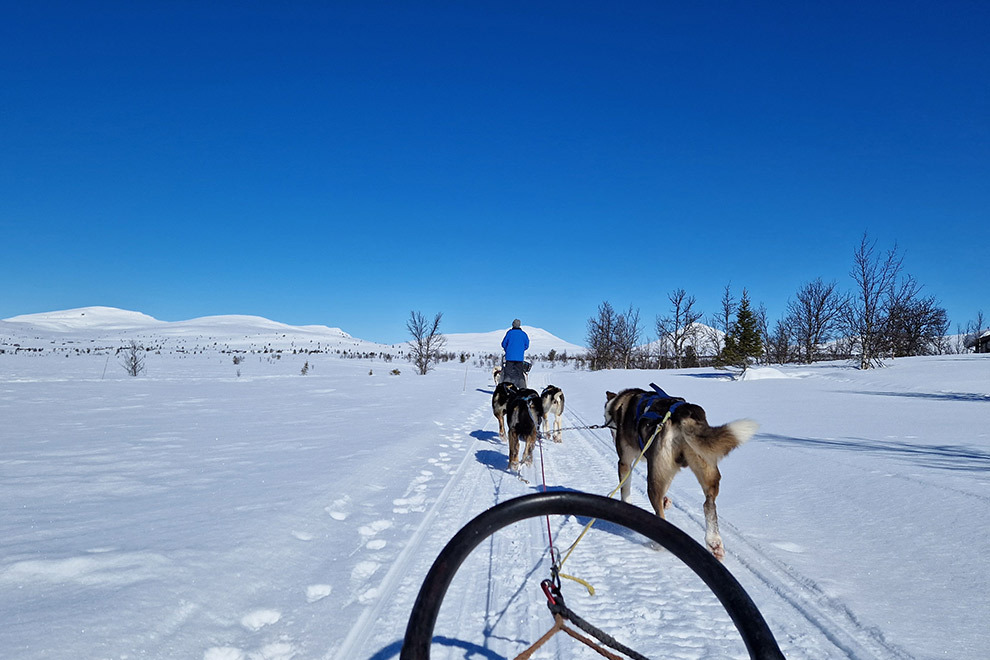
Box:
1;312;988;660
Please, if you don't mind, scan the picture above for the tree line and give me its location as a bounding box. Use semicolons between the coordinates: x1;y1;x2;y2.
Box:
586;234;983;371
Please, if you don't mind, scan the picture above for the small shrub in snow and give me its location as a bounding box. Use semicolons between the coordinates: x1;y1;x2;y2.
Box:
119;341;145;377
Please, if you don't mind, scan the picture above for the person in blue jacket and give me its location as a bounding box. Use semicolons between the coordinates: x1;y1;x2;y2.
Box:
500;319;530;387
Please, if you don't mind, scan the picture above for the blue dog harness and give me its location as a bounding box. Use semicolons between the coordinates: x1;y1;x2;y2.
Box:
633;383;686;449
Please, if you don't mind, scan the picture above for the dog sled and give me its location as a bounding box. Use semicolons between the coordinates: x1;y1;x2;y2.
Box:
400;491;786;659
499;360;532;389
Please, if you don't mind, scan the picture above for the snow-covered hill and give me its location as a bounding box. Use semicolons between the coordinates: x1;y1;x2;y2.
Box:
0;306;585;356
440;326;585;356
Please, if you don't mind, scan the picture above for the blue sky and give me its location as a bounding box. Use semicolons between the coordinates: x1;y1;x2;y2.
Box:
2;2;987;346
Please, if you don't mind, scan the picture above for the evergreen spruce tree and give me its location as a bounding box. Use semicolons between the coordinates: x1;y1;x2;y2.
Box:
718;290;763;369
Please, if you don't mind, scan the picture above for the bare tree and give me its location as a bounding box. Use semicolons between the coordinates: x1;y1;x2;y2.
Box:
586;301;617;370
765;318;794;365
613;305;643;369
587;302;643;370
701;284;735;362
786;278;847;364
119;340;146;377
887;276;948;356
755;303;770;365
656;289;702;368
406;311;446;375
963;311;986;352
844;234;903;369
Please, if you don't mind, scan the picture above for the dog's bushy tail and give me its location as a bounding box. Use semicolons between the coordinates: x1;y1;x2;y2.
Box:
685;418;758;464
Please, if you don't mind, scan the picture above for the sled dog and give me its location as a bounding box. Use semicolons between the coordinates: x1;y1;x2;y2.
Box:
506;388;544;470
604;385;757;560
540;385;565;443
492;365;502;385
491;382;518;440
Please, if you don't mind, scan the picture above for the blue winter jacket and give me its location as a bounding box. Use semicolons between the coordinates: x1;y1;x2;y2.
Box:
501;327;530;362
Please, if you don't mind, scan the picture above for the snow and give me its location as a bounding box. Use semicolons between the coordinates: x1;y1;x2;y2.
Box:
1;310;988;659
440;327;585;357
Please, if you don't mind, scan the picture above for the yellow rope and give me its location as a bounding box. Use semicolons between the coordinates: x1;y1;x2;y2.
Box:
556;411;670;595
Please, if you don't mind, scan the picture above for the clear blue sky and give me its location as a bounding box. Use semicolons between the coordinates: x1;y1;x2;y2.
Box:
2;2;987;346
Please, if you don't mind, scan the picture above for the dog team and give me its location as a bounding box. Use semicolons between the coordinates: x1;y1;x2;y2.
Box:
490;319;758;560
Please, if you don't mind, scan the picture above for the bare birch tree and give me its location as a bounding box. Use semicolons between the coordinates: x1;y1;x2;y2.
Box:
702;284;735;360
612;305;643;369
765;318;794;364
587;302;642;370
786;278;847;364
406;311;446;375
586;301;616;370
887;276;949;356
844;234;902;369
655;288;702;368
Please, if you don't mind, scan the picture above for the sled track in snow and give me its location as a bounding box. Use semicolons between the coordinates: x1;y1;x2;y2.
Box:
329;406;499;659
336;392;918;659
563;404;918;660
332;402;558;659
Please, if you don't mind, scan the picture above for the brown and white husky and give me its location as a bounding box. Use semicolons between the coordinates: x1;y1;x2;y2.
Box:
604;385;757;560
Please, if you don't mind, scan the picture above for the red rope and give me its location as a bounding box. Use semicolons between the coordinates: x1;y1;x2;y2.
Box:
537;436;556;563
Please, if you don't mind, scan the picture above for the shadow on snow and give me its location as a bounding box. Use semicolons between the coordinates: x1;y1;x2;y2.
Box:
850;390;990;404
470;429;502;445
759;433;990;472
367;635;507;660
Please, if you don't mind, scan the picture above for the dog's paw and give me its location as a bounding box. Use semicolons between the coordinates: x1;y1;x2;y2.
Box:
662;496;672;510
709;540;725;561
553;435;562;443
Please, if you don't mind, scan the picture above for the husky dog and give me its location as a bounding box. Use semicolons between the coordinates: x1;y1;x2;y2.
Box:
492;365;502;385
506;388;544;470
491;382;518;440
540;385;565;443
604;385;757;560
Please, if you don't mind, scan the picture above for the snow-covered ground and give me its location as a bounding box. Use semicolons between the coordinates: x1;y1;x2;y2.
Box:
1;311;988;659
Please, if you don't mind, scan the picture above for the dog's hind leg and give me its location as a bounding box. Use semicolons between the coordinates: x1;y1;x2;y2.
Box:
616;445;639;503
689;459;725;560
552;412;562;443
508;431;520;471
646;462;677;520
522;432;537;466
496;411;506;440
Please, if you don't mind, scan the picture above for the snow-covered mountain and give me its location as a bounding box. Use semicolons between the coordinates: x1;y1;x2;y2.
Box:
439;327;585;356
1;307;585;356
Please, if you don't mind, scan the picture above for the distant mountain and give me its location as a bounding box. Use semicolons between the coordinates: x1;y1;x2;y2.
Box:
3;306;163;330
1;307;585;356
441;327;585;356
